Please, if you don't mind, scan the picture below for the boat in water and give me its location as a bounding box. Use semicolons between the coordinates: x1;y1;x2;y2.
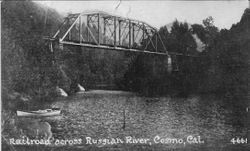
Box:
17;108;61;117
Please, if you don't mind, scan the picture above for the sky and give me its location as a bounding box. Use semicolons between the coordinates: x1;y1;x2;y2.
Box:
38;0;249;29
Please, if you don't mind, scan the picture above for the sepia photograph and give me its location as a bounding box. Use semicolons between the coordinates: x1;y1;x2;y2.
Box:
1;0;250;150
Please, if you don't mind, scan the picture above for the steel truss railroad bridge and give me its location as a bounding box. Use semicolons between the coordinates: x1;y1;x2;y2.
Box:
44;11;197;60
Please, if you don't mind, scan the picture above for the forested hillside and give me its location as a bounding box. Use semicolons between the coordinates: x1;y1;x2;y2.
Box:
2;1;63;109
125;9;250;99
1;1;135;110
195;9;250;102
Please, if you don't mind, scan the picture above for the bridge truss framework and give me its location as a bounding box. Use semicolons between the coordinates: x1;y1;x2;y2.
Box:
44;10;199;66
47;11;181;56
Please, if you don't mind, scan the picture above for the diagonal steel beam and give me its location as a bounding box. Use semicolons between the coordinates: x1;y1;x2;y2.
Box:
86;25;99;44
61;15;81;41
53;19;68;38
156;32;167;53
148;35;157;52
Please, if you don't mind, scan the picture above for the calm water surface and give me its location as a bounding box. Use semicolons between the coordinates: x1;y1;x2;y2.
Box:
43;90;248;150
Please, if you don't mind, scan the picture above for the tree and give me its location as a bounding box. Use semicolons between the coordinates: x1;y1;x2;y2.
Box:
203;16;219;47
169;20;197;54
202;16;214;27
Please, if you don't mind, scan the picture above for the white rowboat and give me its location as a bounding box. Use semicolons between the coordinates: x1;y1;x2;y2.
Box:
17;108;61;117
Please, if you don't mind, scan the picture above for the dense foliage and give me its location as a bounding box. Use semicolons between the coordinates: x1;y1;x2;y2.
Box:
198;10;250;103
127;10;250;99
123;21;201;96
1;1;135;109
2;1;62;106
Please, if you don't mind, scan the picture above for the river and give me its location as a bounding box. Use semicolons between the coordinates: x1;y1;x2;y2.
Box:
7;90;249;151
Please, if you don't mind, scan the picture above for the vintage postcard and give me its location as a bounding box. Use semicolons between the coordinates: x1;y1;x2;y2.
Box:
1;0;250;150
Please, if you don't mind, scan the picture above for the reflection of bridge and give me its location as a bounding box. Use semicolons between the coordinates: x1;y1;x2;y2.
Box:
45;11;196;57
